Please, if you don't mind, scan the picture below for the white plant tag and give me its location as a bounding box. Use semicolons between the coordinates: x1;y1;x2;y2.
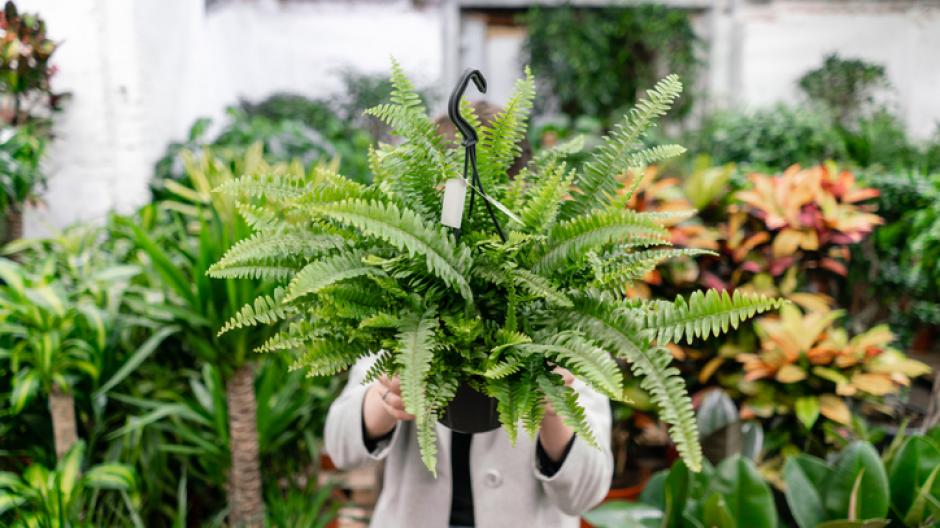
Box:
441;178;468;228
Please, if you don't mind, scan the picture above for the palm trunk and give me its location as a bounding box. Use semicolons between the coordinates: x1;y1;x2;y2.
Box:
49;385;77;459
226;363;264;527
4;203;23;243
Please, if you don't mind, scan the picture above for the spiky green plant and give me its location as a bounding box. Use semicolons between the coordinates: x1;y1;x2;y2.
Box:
208;61;784;475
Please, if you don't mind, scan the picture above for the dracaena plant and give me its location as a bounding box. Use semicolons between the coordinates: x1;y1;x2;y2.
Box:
207;61;783;475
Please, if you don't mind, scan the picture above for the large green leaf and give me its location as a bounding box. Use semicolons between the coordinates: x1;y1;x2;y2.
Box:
712;455;777;528
9;368;40;414
583;501;663;528
823;442;889;521
784;454;831;528
887;434;940;522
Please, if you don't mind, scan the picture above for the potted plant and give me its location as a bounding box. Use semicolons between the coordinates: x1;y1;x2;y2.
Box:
208;61;782;475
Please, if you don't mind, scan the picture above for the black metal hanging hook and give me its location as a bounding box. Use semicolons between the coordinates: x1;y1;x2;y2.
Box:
447;69;487;146
446;68;506;242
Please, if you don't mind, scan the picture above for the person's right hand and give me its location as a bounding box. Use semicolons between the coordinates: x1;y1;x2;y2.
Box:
363;374;415;439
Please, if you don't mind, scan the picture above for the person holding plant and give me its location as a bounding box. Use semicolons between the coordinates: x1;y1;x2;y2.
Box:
324;357;613;528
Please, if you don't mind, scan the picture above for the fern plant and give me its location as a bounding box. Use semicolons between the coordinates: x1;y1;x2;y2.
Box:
208;61;783;475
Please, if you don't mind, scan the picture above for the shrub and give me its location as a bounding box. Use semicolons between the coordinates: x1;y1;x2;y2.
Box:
522;4;699;122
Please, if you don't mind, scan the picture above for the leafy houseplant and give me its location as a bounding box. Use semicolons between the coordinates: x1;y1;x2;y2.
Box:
208;62;782;475
0;441;140;526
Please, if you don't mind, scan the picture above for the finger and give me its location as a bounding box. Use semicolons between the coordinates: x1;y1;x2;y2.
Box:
382;392;406;411
387;408;416;421
552;366;575;386
386;375;402;392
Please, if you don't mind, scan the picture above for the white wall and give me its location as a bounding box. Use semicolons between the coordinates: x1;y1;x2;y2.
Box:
461;0;940;138
729;1;940;139
20;0;443;237
17;0;940;236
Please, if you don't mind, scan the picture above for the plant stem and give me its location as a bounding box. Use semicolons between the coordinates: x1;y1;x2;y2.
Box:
226;363;264;527
49;385;77;459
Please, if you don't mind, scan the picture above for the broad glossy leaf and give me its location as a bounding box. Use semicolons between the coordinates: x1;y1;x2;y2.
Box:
583;501;663;528
697;390;738;438
887;435;940;522
702;492;736;528
815;520;889;528
794;396;820;430
639;470;668;510
712;455;777;528
784;454;829;528
823;442;889;520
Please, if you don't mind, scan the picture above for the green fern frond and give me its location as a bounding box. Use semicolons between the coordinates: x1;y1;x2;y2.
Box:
555;292;703;471
416;411;439;478
388;58;425;111
564;75;683;218
218;287;293;336
214;172;307;202
532;209;671;274
255;321;317;353
205;264;295;282
483;357;524;379
209;232;345;274
592;248;717;288
308;199;473;301
519;161;576;234
477;66;536;188
284;251;384;302
396;308;439;474
321;283;386;320
537;374;599;448
365;60;453;219
509;267;572;307
628;144;687;169
292;338;362;377
517;332;622;400
643;289;786;345
235;202;280;233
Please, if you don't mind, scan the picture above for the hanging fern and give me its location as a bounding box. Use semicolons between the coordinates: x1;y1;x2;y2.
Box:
209;62;782;475
563;74;683;218
643;289;786;345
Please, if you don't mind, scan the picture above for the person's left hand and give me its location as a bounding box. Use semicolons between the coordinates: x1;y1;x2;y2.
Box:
544;366;574;416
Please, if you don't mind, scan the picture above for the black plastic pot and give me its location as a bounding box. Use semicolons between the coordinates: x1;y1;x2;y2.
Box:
438;383;500;434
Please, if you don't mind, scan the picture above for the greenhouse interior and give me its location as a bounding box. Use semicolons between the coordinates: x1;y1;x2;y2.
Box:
1;0;940;527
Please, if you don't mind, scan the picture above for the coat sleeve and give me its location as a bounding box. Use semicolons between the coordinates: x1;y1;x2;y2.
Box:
533;379;613;516
323;355;402;469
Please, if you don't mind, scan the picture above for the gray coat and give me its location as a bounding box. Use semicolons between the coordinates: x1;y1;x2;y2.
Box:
324;357;613;528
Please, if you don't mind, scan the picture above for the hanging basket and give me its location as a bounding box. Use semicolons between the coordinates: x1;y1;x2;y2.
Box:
439;383;500;434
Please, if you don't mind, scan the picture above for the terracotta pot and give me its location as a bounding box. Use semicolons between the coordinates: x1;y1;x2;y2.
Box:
439;383;499;434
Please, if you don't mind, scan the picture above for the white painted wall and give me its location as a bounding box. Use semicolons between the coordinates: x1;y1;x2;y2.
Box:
20;0;443;236
730;1;940;139
16;0;940;235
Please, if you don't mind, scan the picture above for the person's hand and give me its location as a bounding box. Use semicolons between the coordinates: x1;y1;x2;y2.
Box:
372;375;416;421
543;367;575;416
363;375;414;440
541;367;576;462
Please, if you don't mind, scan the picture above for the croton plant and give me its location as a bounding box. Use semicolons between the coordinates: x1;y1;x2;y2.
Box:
735;298;930;427
207;62;782;474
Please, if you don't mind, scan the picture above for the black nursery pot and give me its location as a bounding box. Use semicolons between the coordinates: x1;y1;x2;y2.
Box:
439;383;500;434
